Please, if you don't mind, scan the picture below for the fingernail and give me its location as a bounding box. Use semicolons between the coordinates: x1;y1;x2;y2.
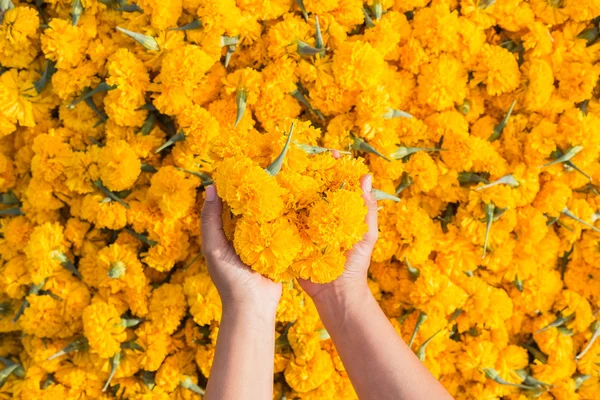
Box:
206;185;216;202
364;175;372;193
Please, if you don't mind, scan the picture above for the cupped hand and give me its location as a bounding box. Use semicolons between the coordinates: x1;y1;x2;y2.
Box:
201;185;282;312
299;174;379;302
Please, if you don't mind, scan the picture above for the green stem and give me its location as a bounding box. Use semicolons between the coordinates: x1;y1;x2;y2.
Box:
155;131;185;153
408;311;427;348
102;352;121;392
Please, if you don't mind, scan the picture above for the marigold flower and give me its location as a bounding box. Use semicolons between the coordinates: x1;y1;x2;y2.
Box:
307;189;367;250
82;301;127;358
98;140;141;192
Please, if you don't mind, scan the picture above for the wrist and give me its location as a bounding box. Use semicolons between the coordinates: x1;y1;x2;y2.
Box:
221;299;278;324
311;279;372;311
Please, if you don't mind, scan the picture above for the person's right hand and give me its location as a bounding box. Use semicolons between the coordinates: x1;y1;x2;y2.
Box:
201;185;282;313
298;174;379;302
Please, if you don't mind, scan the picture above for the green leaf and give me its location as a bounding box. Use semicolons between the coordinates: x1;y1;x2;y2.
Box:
0;207;23;216
71;0;83;26
141;164;157;173
382;109;413;119
405;257;419;280
93;180;130;208
390;146;444;160
171;19;202;31
290;88;325;120
315;16;324;49
351;135;391;162
116;27;159;51
102;352;121;392
475;174;519;191
234;90;247;128
562;207;600;234
540;146;583;168
295;0;308;20
296;40;326;56
489;99;516;142
458;172;489;186
34;60;57;94
68;82;117;110
220;35;239;47
0;364;19;390
155;131;185;153
177;168;214;186
536;312;576;334
408;311;427;348
395;172;413;195
266;123;294;176
294;142;350;155
575;321;600;360
180;376;205;396
416;330;441;362
482;202;495;258
47;337;89;360
373;189;401;202
124;228;158;247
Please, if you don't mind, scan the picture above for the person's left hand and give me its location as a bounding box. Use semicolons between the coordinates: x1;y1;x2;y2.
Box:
201;185;282;313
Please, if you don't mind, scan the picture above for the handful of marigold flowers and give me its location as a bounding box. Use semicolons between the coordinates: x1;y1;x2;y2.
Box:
213;122;369;283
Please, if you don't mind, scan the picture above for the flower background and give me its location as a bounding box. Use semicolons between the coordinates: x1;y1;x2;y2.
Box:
0;0;600;398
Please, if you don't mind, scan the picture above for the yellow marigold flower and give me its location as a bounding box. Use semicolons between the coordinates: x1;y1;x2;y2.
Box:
64;150;98;194
175;104;221;154
82;301;127;358
197;0;242;34
233;216;301;279
135;323;171;372
137;0;182;30
41;18;90;69
533;180;572;217
98;140;141;192
0;215;33;259
471;44;521;96
0;7;40;69
147;283;186;335
332;41;385;91
0;69;35;131
291;247;346;283
183;273;222;326
24;222;68;284
154;45;214;116
285;350;335;393
223;67;262;104
521;59;554;112
557;62;600;104
79;193;128;230
412;4;460;56
142;221;190;272
147;166;199;221
93;243;147;294
417;54;467;111
31;132;72;182
307;189;367;250
214;155;285;222
0;152;16;191
410;264;468;319
0;255;29;299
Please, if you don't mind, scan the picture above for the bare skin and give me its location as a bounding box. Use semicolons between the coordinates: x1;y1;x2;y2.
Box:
299;175;454;400
201;184;281;400
202;175;453;400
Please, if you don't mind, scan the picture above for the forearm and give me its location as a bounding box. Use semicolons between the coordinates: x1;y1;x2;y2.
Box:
205;304;277;400
314;284;453;400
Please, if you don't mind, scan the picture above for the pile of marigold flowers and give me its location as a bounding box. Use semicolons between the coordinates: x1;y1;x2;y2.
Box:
0;0;600;398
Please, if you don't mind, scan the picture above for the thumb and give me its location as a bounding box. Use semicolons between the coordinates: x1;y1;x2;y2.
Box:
201;185;231;260
348;175;379;260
